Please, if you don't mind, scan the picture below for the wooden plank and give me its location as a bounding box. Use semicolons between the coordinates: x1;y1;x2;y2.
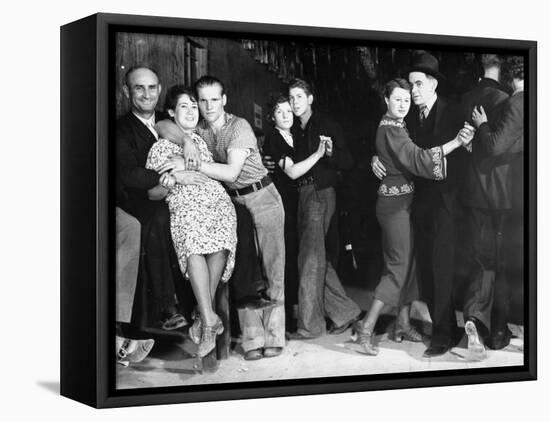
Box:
215;282;231;360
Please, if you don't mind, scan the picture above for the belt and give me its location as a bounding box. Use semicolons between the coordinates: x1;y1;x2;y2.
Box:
297;175;315;188
228;176;272;197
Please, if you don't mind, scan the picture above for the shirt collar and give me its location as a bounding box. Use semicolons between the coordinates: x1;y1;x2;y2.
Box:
276;127;294;147
133;112;155;128
199;112;233;131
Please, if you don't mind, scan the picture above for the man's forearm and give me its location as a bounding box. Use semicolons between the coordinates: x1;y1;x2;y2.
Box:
200;161;240;183
283;152;322;180
155;119;186;143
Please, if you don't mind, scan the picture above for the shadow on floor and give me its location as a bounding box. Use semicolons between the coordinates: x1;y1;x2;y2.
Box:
36;380;59;395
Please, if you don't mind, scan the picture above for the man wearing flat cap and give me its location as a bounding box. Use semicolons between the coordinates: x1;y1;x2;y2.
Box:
372;52;465;357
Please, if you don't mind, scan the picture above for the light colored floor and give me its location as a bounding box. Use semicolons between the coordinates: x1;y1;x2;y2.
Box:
117;286;524;389
117;323;523;390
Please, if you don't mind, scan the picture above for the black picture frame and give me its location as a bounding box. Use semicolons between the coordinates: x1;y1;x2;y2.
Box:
60;12;537;408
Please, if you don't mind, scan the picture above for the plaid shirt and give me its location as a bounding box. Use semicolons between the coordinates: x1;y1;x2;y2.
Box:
196;113;267;190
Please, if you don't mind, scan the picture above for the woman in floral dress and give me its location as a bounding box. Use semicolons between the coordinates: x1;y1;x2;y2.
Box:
348;78;474;356
146;86;237;358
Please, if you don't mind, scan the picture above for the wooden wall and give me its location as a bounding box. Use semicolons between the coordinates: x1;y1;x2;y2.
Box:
205;37;288;131
115;32;206;117
114;33;286;134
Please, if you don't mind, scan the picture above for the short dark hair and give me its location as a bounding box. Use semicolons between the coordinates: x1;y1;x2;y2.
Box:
288;78;313;96
481;54;503;69
383;78;411;98
508;56;524;80
194;75;225;96
266;93;291;123
124;65;160;87
163;85;197;112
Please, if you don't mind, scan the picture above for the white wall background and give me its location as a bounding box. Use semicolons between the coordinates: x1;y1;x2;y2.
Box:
2;1;545;420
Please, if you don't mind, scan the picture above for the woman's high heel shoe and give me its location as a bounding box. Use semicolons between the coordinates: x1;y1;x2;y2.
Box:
392;325;424;343
356;331;379;355
197;317;224;358
348;321;379;356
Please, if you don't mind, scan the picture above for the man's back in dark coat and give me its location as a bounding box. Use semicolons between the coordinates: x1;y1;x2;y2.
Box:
460;78;510;209
474;91;524;210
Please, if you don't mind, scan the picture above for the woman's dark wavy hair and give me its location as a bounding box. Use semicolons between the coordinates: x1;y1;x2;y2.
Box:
383;78;412;98
163;85;197;112
266;93;291;123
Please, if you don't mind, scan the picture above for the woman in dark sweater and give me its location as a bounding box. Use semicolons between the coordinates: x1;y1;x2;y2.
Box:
349;79;474;355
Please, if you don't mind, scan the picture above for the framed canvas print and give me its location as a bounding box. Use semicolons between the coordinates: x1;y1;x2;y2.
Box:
60;12;536;408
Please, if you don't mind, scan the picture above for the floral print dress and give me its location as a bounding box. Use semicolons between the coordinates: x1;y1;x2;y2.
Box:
146;133;237;282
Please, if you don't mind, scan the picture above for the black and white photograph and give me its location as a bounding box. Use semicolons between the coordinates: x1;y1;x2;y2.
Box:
9;0;548;418
110;23;529;391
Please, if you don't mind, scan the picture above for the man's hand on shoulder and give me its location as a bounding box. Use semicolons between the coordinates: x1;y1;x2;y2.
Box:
181;139;201;170
154;120;201;170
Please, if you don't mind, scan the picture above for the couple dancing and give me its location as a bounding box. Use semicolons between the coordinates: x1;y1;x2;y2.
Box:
348;77;475;355
148;76;287;361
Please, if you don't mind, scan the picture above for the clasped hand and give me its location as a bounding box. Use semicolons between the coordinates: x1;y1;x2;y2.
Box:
457;122;476;146
317;136;328;157
319;136;333;156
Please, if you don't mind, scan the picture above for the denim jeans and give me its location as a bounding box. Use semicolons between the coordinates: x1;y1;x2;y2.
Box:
116;207;141;323
296;186;361;337
233;183;286;351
